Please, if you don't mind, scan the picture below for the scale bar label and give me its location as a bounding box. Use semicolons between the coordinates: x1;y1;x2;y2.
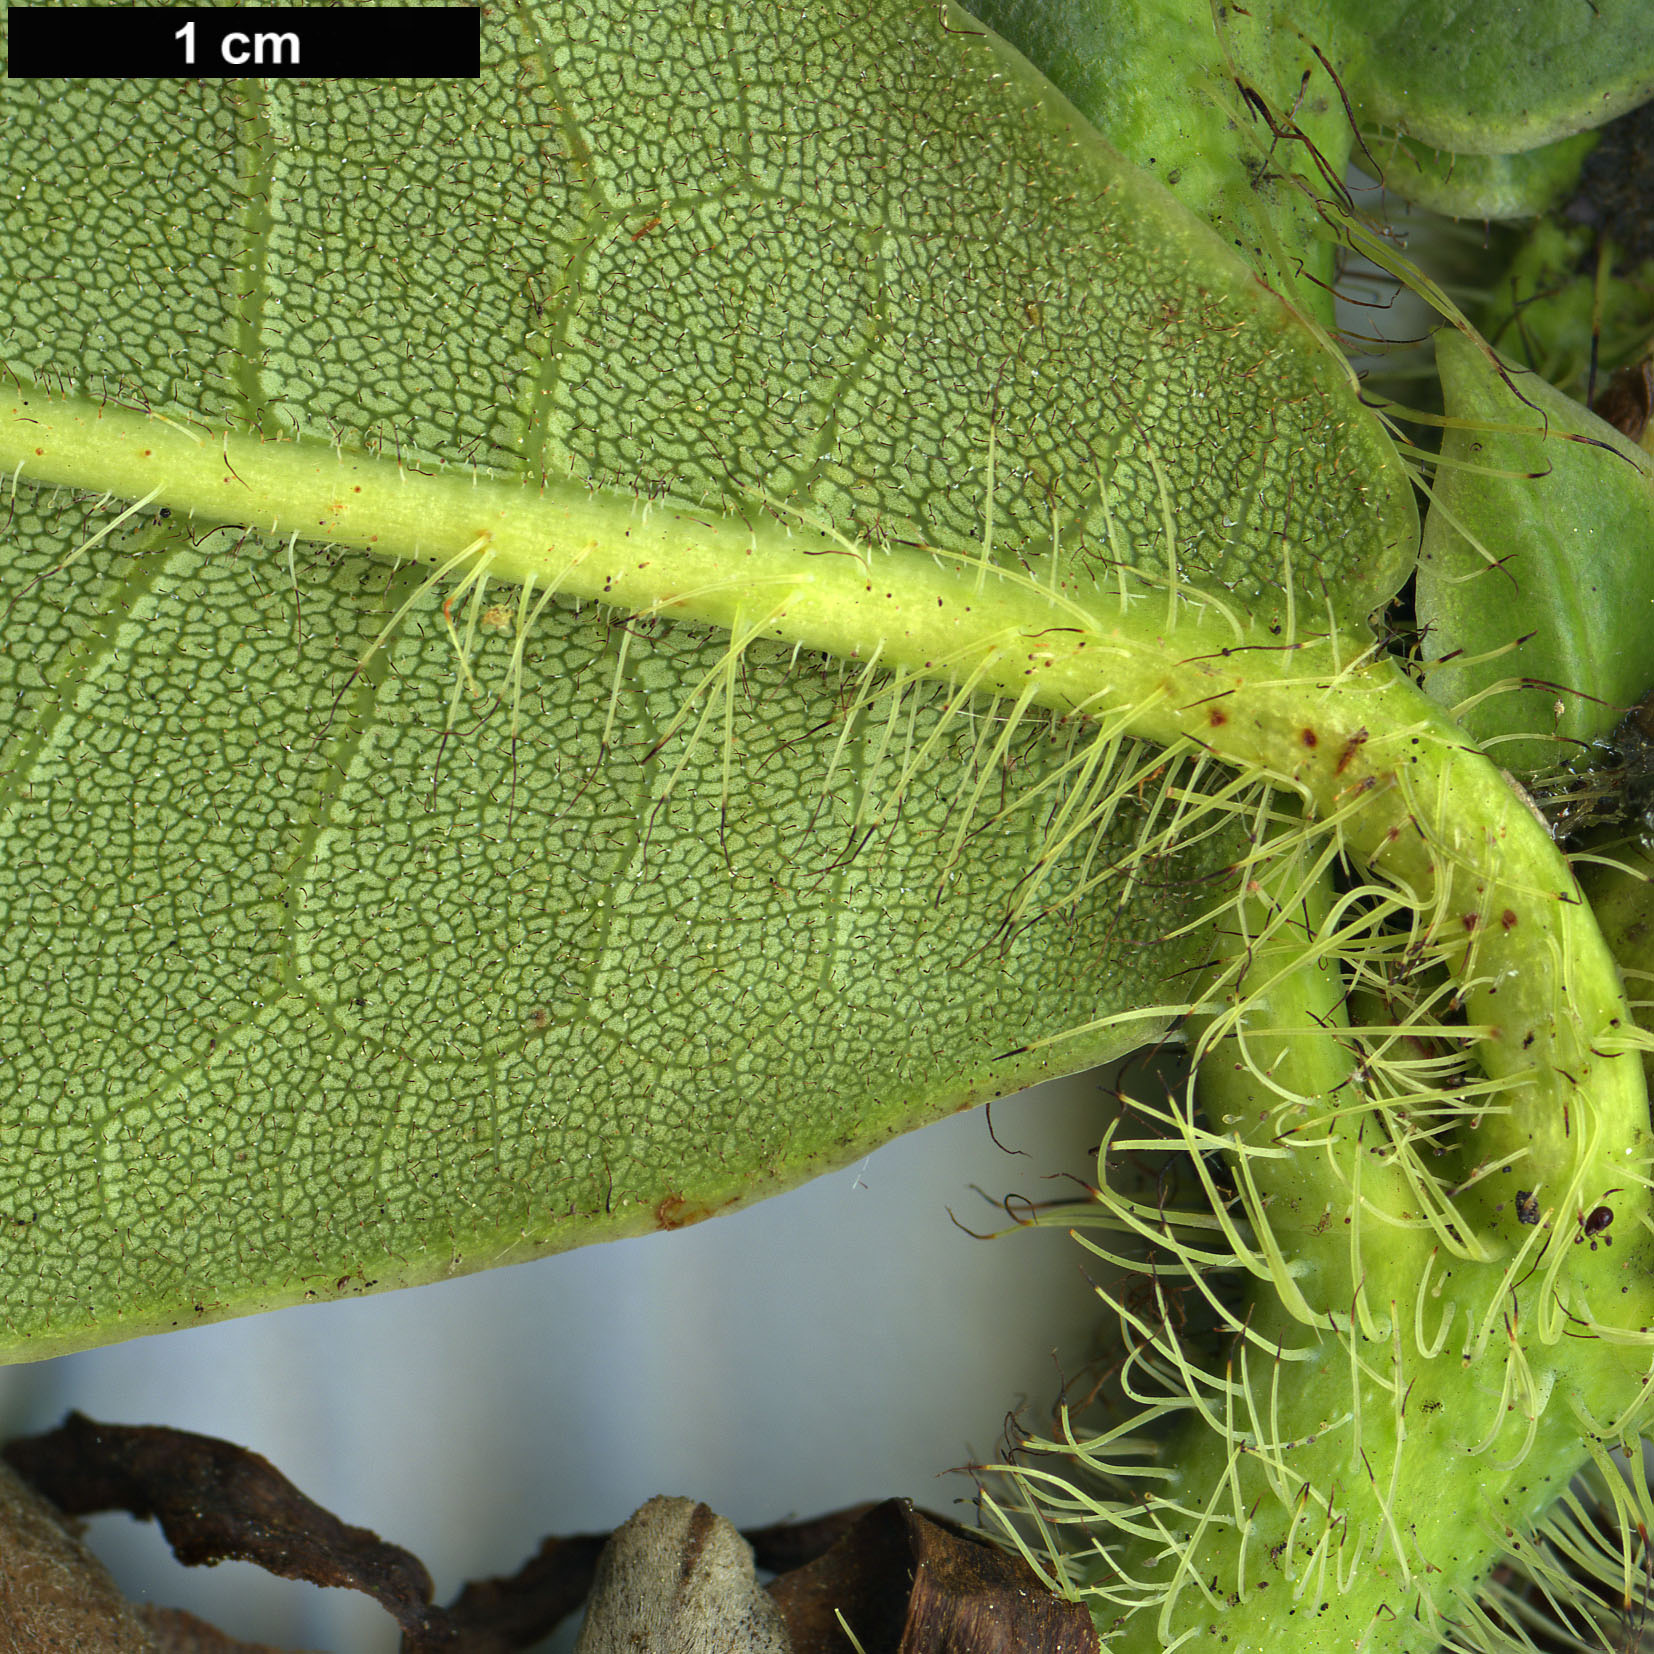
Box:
7;6;483;78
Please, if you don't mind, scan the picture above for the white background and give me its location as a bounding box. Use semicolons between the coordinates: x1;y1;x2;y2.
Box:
0;1070;1119;1651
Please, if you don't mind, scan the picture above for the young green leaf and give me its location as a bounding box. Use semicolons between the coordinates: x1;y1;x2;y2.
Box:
1417;331;1654;774
1358;129;1597;221
955;1;1654;319
1342;0;1654;154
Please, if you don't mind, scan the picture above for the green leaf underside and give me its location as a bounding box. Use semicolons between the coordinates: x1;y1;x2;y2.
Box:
0;1;1414;620
3;490;1237;1354
0;0;1414;1357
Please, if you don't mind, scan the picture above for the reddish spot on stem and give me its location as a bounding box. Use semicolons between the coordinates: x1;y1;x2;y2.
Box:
1501;909;1519;931
1301;729;1318;748
1336;728;1370;775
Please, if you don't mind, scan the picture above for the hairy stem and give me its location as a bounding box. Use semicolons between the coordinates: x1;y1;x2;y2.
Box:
5;384;1643;1208
1057;839;1654;1652
8;382;1654;1647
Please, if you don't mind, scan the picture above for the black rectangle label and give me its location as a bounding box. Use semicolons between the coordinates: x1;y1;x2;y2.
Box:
7;6;482;78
